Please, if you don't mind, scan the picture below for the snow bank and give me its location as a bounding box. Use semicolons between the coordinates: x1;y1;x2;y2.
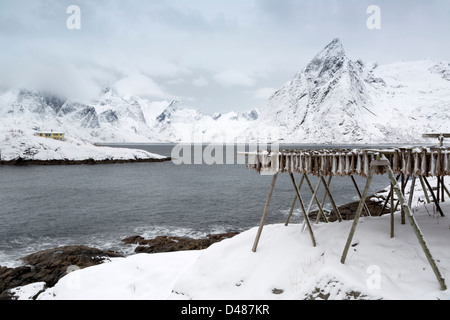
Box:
0;128;167;163
37;251;200;300
31;201;450;300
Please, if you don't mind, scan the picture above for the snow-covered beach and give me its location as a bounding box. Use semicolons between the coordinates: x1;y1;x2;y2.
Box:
6;177;450;301
11;204;450;301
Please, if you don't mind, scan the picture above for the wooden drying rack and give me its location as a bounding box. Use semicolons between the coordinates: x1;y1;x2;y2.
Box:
243;144;449;291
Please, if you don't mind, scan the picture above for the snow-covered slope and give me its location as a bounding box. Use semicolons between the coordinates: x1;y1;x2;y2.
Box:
5;177;450;300
153;100;259;142
0;128;167;163
19;197;450;300
368;59;450;142
245;38;450;144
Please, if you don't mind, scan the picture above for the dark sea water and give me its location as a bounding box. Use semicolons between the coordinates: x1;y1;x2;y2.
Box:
0;144;392;267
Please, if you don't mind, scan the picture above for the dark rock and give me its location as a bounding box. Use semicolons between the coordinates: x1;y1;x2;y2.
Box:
0;266;37;299
121;235;147;245
122;232;240;254
0;157;170;166
309;193;390;222
0;245;122;299
0;232;238;299
272;288;284;295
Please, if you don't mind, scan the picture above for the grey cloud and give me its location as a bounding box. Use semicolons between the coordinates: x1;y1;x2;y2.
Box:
0;0;449;113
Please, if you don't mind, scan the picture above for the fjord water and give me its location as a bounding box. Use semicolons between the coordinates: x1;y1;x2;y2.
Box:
0;144;390;267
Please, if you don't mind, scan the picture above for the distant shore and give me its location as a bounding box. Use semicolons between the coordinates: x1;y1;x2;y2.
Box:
0;156;171;166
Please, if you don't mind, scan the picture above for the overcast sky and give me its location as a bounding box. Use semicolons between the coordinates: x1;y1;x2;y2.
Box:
1;0;449;113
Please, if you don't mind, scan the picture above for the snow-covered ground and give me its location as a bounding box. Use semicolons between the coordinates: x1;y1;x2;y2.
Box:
10;179;450;300
0;128;167;162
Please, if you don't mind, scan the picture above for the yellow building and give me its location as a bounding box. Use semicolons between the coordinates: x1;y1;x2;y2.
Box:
38;131;65;141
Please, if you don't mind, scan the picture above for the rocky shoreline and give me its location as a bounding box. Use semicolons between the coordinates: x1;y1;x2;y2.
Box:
0;194;389;300
0;246;123;300
0;232;239;300
122;232;240;254
0;157;171;166
309;192;389;222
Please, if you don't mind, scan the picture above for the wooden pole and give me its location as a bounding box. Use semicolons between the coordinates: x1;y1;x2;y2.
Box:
285;174;305;226
316;175;332;224
320;176;342;222
390;182;394;238
422;176;445;217
303;174;328;223
401;175;408;225
252;173;278;252
379;191;391;216
350;175;371;217
322;176;332;202
385;166;447;291
443;182;450;198
320;176;332;207
393;175;410;215
289;173;317;247
304;178;323;227
419;175;431;204
408;176;417;209
437;176;441;203
379;174;401;216
341;164;376;264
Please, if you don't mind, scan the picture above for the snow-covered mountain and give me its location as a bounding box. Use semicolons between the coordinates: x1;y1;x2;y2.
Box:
153;100;259;143
245;38;450;144
1;38;449;145
0;87;259;144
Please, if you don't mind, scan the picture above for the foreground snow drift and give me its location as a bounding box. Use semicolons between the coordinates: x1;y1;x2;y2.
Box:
30;202;450;300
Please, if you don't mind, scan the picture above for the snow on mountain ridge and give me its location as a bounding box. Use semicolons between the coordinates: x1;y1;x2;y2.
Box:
248;38;450;144
0;38;449;145
253;38;380;143
0;87;260;144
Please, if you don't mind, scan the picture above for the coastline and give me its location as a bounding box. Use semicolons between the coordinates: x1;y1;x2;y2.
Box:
0;129;171;166
0;174;443;299
0;156;171;166
0;231;239;300
0;196;386;300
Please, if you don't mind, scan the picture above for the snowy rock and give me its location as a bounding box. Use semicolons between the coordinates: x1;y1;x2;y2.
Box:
0;246;122;299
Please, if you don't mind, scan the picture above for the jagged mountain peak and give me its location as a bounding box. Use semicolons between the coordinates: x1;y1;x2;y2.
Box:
98;86;122;102
304;38;348;82
266;38;364;113
316;38;345;59
167;100;183;110
251;38;450;144
156;100;197;124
